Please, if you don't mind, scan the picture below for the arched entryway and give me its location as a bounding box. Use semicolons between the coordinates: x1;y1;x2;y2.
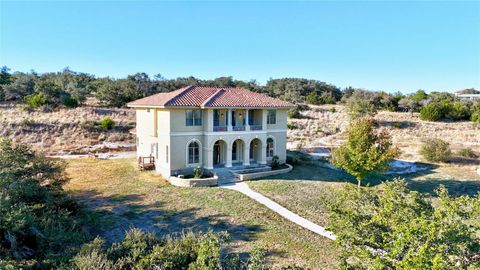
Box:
231;139;245;165
249;138;263;164
213;140;228;167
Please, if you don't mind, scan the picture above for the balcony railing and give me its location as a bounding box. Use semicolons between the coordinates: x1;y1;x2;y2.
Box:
213;126;227;132
233;125;246;131
250;125;262;131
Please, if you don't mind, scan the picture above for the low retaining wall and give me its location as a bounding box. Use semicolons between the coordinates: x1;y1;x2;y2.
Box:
168;175;218;187
235;164;293;181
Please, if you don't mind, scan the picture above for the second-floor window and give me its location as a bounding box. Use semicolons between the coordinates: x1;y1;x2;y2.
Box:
186;110;202;126
267;110;276;124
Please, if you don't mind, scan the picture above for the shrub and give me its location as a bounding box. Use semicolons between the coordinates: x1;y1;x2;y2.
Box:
0;139;89;267
419;103;442;121
457;147;478;158
393;121;403;129
472;110;480;124
73;228;274;270
24;93;47;109
287;123;297;130
100;117;115;130
63;96;79;108
420;138;452;162
287;107;301;119
344;90;378;119
445;101;471;120
329;107;336;113
327;180;480;269
270;155;280;169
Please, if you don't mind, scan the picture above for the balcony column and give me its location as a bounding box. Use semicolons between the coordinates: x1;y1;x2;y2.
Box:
260;144;267;165
227;109;232;132
205;149;214;169
226;145;232;168
262;109;268;130
243;141;250;166
245;109;250;131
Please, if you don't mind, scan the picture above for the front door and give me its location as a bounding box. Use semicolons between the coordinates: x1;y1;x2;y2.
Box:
213;142;221;165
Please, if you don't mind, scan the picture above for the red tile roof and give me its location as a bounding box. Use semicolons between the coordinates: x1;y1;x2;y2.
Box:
127;86;295;108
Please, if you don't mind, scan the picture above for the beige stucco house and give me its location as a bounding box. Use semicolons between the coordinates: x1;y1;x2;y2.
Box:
127;86;294;177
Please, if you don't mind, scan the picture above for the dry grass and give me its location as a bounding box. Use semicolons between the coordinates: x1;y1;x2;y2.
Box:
288;104;480;178
64;158;339;269
0;103;135;155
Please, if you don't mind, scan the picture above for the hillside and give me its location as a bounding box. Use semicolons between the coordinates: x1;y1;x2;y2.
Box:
0;103;135;155
289;104;480;156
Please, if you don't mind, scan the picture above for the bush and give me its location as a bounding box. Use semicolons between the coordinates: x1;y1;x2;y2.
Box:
73;228;274;270
287;123;297;130
327;180;480;269
419;103;442;121
457;147;478;158
24;93;47;109
287;107;301;119
472;110;480;124
329;107;336;113
0;139;89;267
63;96;79;108
420;138;452;162
100;117;115;130
445;101;471;120
270;155;280;169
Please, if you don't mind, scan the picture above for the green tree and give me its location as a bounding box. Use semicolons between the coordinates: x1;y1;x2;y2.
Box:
410;89;428;102
0;139;88;267
331;118;399;189
327;180;480;269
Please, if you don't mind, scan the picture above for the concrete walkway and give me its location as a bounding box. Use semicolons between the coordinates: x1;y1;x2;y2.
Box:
220;182;337;240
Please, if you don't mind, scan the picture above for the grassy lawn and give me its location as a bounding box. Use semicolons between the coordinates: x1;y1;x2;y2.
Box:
248;159;480;231
64;158;339;269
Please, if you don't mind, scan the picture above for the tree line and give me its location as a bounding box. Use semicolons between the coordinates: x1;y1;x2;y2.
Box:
1;66;479;124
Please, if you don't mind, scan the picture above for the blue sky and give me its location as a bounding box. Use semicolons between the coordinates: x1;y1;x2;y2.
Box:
1;1;479;93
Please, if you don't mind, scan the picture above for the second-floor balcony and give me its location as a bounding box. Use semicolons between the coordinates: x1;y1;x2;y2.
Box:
213;109;263;132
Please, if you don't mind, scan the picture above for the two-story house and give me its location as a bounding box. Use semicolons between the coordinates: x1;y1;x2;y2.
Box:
127;86;294;177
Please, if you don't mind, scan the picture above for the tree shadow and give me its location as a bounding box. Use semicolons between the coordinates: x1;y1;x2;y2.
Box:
375;120;418;129
70;189;264;249
259;161;480;197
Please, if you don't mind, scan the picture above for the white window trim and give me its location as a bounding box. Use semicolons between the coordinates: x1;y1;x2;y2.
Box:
266;136;276;159
186;138;202;167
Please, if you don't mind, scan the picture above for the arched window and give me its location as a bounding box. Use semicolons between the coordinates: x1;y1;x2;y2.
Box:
266;138;274;157
188;141;200;164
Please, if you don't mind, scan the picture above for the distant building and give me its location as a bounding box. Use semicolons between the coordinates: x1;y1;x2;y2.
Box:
454;93;480;100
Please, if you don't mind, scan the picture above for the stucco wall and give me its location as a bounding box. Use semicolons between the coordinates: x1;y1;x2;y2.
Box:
266;109;288;130
170;108;203;132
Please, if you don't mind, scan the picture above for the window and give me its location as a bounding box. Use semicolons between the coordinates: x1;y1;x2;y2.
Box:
166;145;169;163
185;110;202;126
188;141;200;164
266;138;274;157
248;110;254;125
267;110;276;124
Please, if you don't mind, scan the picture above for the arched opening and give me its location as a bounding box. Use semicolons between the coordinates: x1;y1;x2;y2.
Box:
266;137;275;158
249;138;262;164
232;139;244;165
213;140;227;167
187;140;201;165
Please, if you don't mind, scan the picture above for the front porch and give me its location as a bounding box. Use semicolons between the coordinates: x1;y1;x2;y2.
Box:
206;138;267;169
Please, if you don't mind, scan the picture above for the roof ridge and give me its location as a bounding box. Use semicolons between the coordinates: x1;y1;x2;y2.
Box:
201;88;225;108
164;85;195;106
